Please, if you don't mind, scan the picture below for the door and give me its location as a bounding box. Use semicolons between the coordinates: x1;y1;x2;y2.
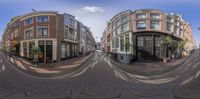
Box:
155;36;161;59
46;41;52;62
137;35;154;60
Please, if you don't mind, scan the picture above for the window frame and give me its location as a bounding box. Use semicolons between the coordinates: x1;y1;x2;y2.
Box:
137;21;146;30
136;13;146;19
150;20;161;30
24;18;33;26
122;22;129;32
24;29;33;39
150;13;160;19
36;16;49;22
37;26;49;37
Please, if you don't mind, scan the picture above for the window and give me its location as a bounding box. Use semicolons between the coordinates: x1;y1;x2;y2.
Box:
24;29;32;39
13;21;19;27
167;16;173;22
37;16;48;22
137;21;146;30
64;28;68;38
175;27;179;36
61;44;65;58
122;23;129;32
116;19;120;26
155;37;161;47
69;19;75;27
29;41;35;58
125;35;129;52
167;22;173;32
145;36;152;47
14;30;18;38
37;26;48;37
150;14;160;19
120;36;124;51
138;37;143;47
112;30;116;37
136;14;146;19
150;21;160;30
122;16;129;22
46;40;53;45
112;22;116;29
176;21;180;26
180;29;183;37
24;18;33;25
116;38;119;48
112;40;115;48
10;32;13;38
116;27;121;35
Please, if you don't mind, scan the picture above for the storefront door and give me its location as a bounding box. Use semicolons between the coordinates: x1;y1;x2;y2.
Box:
137;35;154;60
46;41;52;62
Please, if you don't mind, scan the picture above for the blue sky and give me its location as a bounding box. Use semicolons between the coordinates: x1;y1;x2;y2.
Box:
0;0;200;45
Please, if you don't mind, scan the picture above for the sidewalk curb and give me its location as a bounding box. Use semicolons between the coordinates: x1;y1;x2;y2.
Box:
109;53;194;76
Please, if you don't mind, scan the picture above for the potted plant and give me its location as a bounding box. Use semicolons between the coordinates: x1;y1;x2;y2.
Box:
30;47;42;65
162;36;172;63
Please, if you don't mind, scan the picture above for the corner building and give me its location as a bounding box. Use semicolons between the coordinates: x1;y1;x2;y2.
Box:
103;9;195;63
2;11;95;63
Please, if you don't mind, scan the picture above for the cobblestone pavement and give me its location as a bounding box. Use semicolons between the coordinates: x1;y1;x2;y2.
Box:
110;54;190;76
3;52;93;77
0;50;200;99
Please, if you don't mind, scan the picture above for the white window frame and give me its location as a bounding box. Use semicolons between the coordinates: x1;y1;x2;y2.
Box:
150;21;161;30
150;13;160;19
136;13;146;19
24;29;33;39
122;22;129;32
24;18;33;26
36;16;49;22
137;21;146;30
37;25;49;37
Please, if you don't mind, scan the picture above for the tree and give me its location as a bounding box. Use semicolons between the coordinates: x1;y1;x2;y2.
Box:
2;43;7;52
178;39;187;57
162;35;172;63
30;47;42;64
10;40;18;47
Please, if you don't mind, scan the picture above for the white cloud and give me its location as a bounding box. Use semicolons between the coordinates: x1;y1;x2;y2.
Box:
81;6;104;13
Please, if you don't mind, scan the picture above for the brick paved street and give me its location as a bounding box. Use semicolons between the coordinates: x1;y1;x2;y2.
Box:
0;50;200;99
2;52;93;77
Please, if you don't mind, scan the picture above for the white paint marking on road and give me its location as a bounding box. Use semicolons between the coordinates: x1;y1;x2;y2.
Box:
137;76;178;84
114;70;119;78
195;70;200;78
90;61;97;69
2;64;5;71
71;64;91;78
107;59;113;68
181;76;194;85
117;71;128;81
192;62;200;69
15;60;27;70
